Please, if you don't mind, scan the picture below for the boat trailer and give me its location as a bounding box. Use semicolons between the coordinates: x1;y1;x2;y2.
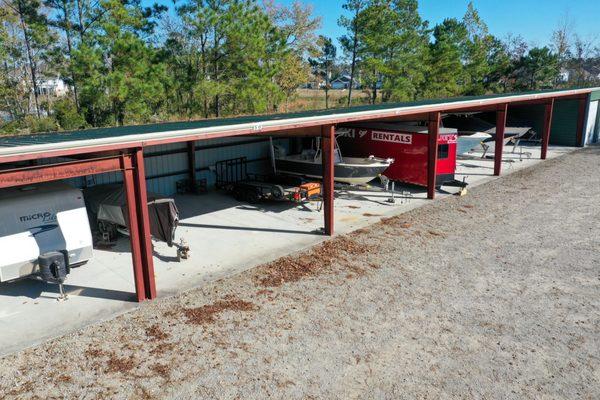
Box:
215;157;322;205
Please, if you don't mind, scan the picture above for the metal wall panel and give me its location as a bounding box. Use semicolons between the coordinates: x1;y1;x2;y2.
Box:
510;100;581;147
549;99;579;146
22;137;290;196
140;137;289;195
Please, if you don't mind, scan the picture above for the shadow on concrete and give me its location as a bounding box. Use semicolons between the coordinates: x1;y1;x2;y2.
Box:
0;279;136;302
152;250;180;263
178;222;323;236
455;172;493;177
176;191;312;219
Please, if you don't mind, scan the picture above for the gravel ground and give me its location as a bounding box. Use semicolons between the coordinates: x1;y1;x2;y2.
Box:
1;147;599;400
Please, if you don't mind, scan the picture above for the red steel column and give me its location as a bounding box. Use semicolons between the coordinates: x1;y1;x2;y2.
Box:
121;154;147;302
494;104;508;176
427;112;441;200
576;96;588;147
187;141;196;192
541;99;555;160
322;125;335;235
133;148;157;300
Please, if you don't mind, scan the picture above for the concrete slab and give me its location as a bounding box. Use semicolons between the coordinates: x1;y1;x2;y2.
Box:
0;145;576;355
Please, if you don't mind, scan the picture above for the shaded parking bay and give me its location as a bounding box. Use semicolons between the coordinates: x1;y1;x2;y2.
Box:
1;147;599;399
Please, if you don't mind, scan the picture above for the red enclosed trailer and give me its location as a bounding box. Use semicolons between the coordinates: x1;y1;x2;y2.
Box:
337;122;458;187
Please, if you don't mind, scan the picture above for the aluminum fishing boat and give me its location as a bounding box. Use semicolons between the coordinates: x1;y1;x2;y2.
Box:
272;137;393;185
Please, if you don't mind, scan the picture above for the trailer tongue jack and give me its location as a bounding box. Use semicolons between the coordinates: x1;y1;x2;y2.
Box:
39;252;70;301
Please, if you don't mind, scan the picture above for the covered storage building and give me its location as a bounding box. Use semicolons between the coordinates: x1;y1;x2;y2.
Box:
0;87;598;302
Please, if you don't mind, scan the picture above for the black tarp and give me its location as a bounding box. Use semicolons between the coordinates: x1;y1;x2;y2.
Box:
84;184;179;246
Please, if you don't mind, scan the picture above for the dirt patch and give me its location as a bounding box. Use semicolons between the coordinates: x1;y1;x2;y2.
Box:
4;381;34;397
256;289;273;296
183;298;258;325
362;213;381;217
149;363;170;378
146;324;169;341
84;347;105;359
257;236;376;287
149;343;175;357
350;227;370;236
428;230;446;237
106;354;136;373
319;236;375;257
380;216;412;229
56;375;72;383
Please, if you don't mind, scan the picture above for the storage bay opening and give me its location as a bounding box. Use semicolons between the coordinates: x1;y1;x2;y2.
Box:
0;88;597;303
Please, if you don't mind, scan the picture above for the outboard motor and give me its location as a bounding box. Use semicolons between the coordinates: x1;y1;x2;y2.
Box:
39;251;70;301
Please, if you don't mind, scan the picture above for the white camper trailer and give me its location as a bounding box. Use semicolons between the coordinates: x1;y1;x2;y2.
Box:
0;183;93;282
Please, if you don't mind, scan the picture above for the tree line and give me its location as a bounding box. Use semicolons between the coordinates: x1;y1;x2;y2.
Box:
0;0;598;134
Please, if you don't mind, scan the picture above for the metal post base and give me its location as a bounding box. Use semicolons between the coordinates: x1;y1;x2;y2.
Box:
57;283;68;302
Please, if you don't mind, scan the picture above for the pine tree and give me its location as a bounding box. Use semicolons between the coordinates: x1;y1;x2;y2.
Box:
310;36;336;109
72;0;167;125
514;47;559;90
424;18;467;98
338;0;367;106
462;1;494;95
375;0;429;102
44;0;80;109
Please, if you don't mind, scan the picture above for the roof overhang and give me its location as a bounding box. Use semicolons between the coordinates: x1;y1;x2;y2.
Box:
0;88;596;164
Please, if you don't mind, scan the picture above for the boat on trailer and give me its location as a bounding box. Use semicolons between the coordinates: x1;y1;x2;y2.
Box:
457;132;491;155
272;137;393;185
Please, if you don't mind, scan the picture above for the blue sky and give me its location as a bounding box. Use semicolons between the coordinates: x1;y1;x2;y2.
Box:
155;0;599;48
293;0;600;47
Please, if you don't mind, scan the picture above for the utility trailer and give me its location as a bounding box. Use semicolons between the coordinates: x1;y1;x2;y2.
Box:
215;157;322;204
231;175;321;204
0;183;93;291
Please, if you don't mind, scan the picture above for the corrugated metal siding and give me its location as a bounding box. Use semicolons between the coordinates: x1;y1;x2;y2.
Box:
506;99;584;146
53;137;289;196
144;142;187;195
549;99;579;146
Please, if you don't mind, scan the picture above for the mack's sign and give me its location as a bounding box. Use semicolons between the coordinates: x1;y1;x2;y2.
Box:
371;131;412;144
441;134;458;143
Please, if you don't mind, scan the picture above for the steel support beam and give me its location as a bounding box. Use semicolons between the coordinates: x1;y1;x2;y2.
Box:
541;99;555;160
0;156;122;189
427;112;441;200
187;141;196;192
576;96;588;147
132;149;156;300
494;104;508;176
322;125;335;235
121;155;147;302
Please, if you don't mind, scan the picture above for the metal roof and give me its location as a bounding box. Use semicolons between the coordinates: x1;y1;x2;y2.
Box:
0;87;596;163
